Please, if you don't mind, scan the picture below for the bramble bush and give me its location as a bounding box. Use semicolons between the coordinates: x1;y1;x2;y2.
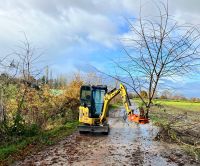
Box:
0;75;83;138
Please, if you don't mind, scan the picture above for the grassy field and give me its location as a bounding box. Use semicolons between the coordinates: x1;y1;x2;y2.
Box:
133;98;200;112
153;100;200;112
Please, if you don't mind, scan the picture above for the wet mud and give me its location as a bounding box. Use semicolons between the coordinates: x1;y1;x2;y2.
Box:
15;108;198;166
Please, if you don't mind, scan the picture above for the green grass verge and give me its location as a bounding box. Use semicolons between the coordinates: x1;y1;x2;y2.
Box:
154;100;200;112
132;98;200;112
0;121;78;165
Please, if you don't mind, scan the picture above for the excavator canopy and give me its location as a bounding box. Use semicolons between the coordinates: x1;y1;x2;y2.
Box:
80;85;107;118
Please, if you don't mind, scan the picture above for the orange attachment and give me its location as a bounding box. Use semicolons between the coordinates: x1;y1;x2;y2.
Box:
128;114;149;124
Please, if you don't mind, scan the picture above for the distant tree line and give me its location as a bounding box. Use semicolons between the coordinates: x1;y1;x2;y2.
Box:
129;89;200;102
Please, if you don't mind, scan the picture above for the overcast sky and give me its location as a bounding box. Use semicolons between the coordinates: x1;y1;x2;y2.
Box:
0;0;200;97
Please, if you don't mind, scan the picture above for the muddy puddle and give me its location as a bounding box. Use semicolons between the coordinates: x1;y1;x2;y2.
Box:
15;108;198;166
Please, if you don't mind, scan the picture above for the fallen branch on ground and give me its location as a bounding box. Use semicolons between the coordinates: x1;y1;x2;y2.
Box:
154;113;200;161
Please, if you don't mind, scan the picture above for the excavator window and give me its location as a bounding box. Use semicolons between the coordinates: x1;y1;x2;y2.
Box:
92;89;106;117
80;86;91;107
80;85;107;118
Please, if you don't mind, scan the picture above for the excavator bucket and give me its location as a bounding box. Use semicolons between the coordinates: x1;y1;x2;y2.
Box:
128;114;149;124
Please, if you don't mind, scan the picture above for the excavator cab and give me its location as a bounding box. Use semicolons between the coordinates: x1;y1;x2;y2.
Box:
80;85;107;118
78;85;109;134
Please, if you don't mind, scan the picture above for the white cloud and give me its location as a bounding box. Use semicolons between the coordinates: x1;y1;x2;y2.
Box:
0;0;200;73
1;0;200;52
0;0;122;58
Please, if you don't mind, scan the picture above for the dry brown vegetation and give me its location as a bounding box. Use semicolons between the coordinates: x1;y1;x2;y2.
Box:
150;104;200;161
0;75;82;137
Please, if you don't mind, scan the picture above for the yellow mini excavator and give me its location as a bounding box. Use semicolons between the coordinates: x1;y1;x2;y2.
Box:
78;83;149;134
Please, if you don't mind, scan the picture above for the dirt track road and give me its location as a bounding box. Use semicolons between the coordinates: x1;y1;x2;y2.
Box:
15;108;198;166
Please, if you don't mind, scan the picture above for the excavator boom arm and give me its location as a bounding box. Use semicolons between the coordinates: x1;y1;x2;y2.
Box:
100;83;133;123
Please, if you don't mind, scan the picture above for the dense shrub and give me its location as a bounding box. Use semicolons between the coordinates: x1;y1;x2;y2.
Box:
0;76;83;139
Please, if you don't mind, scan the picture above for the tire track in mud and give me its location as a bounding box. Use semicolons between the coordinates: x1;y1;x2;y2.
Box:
15;108;198;166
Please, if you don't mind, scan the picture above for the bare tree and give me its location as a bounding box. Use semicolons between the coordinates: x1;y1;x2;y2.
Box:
85;72;103;85
13;33;43;82
106;1;200;117
0;33;44;127
9;33;43;126
160;89;173;99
